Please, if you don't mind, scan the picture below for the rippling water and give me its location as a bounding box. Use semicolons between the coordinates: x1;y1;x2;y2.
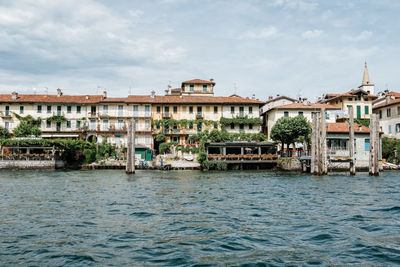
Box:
0;170;399;266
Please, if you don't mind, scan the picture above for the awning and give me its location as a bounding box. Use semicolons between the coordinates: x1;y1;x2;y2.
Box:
41;134;80;138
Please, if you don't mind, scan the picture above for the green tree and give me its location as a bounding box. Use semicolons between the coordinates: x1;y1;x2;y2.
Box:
270;117;293;151
291;116;311;148
13;122;41;137
0;126;10;139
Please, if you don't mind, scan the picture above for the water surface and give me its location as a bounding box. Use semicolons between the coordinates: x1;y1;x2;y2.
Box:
0;170;399;266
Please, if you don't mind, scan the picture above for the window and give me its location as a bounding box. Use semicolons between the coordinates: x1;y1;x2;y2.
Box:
118;105;123;116
214;106;218;113
145;120;150;129
173;106;178;113
239;107;244;116
348;98;353;101
230;123;235;129
298;111;303;116
197;122;202;132
5;106;9;116
182;106;187;112
203;85;207;92
46;120;51;128
145;105;151;116
66;120;71;128
103;105;108;114
189;106;193;114
19;106;24;114
189;122;193;129
249;124;253;130
157;106;161;113
5;122;9;129
90;119;96;130
387;108;392;117
76;106;81;113
67;106;72;113
214;122;218;129
231;106;235;114
249;107;253;114
156;122;160;129
133;105;139;116
47;105;51;113
365;106;369;115
365;139;370;151
284;111;289;117
103;120;108;130
76;120;81;128
389;125;392;134
356;95;361;101
396;124;400;133
57;106;62;115
239;124;244;130
190;84;194;91
164;106;169;114
37;105;42;113
379;110;382;119
118;120;124;130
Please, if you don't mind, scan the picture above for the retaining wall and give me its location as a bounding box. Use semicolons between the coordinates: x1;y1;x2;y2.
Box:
0;160;56;170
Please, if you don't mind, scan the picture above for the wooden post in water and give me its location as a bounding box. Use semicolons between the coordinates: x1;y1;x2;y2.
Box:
369;114;379;176
126;118;136;174
348;106;356;175
311;112;321;175
320;108;328;175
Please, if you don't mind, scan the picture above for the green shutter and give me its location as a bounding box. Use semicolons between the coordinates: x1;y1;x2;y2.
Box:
364;106;369;115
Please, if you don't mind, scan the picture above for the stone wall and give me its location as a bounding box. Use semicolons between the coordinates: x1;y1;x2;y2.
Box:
0;160;56;170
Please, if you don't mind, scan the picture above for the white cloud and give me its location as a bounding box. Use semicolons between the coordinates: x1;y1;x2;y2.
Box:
345;31;373;41
272;0;318;11
239;26;278;40
302;29;323;39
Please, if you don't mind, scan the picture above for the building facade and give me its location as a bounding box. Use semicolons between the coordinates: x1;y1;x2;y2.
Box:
373;97;400;138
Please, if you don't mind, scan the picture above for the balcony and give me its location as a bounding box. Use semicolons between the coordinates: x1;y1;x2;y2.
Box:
163;113;171;119
171;129;180;133
196;112;203;119
88;112;97;118
0;111;12;118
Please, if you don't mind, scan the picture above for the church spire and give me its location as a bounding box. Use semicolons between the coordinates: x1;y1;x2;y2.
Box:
362;61;370;85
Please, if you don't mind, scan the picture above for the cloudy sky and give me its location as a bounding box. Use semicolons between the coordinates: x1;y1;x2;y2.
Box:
0;0;399;100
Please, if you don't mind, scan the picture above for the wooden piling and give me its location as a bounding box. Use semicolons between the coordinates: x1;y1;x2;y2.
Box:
320;108;328;175
348;106;356;175
369;114;379;176
311;112;321;175
126;118;136;174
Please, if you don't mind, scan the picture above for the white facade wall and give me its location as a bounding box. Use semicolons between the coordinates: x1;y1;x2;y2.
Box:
375;103;400;138
222;104;261;134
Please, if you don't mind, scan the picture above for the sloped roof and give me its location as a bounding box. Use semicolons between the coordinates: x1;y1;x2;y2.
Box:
270;102;340;110
264;95;297;104
0;94;104;103
327;123;370;134
182;79;215;85
321;89;377;103
126;95;264;104
373;98;400;110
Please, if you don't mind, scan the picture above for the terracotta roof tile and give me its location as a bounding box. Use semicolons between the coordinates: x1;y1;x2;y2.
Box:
0;94;103;103
373;98;400;109
321;89;377;103
126;95;264;104
100;97;127;103
327;123;370;133
182;79;215;85
270;102;340;110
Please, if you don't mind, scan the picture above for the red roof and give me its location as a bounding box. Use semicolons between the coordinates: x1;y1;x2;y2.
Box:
182;79;215;85
327;123;370;133
373;98;400;109
0;94;103;103
321;89;377;103
126;95;264;104
100;97;126;103
270;102;340;110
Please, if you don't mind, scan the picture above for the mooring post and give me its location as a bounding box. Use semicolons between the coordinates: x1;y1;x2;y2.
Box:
311;112;317;174
348;106;356;175
369;114;379;176
320;108;327;175
311;112;321;175
126;118;136;174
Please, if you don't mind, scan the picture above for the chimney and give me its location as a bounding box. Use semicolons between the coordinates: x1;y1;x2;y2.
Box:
167;85;172;95
57;88;62;97
151;90;156;98
103;91;107;98
302;98;309;105
210;78;214;82
85;95;89;100
385;95;391;105
276;94;280;97
11;91;18;100
268;96;273;100
252;94;255;100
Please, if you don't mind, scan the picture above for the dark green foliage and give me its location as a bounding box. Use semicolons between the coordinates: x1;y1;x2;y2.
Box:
354;119;370;127
12;113;42;137
47;115;67;123
0;126;10;139
159;142;172;154
155;133;166;142
382;137;400;163
270;116;310;149
153;119;215;129
219;116;262;126
83;149;96;164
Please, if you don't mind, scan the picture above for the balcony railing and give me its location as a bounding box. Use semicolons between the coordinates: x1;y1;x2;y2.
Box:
163;113;171;118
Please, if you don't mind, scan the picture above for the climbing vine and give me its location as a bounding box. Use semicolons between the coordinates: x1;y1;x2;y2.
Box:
47;115;67;123
219;116;262;126
152;119;215;129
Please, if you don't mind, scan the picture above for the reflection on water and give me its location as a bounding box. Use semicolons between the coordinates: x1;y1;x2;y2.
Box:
0;170;399;266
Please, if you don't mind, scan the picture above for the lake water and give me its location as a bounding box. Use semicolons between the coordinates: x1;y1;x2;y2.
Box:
0;170;399;266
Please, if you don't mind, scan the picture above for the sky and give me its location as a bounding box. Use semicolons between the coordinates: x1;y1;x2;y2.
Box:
0;0;399;101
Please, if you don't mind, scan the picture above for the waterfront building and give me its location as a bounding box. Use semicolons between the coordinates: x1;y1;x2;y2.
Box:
318;63;377;119
373;97;400;138
263;100;339;141
326;122;379;169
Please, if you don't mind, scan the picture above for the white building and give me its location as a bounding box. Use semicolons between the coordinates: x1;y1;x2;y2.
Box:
373;97;400;138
